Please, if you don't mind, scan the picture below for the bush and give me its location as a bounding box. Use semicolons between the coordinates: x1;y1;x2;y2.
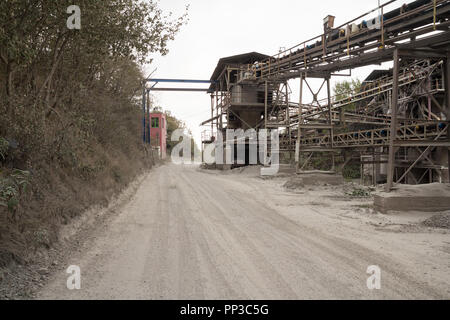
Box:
342;163;361;180
345;186;374;198
0;169;30;214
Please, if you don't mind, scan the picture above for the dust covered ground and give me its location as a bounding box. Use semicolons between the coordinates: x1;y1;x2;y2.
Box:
29;163;450;299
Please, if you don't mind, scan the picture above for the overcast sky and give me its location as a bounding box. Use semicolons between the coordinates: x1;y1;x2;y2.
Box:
146;0;415;144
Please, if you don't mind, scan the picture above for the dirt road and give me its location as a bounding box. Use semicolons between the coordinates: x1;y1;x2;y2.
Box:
38;164;450;299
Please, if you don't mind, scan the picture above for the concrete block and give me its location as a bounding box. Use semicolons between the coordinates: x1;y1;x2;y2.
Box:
374;183;450;214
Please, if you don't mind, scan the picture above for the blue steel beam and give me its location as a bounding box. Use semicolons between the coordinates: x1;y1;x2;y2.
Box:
146;78;215;93
147;79;215;84
142;87;147;144
147;88;209;92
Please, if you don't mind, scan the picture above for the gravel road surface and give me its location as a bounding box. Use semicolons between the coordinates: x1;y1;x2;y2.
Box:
38;164;450;299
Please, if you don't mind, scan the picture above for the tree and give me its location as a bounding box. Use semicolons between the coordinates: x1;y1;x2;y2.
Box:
332;79;363;179
333;79;361;112
164;110;185;154
0;0;189;268
0;0;189;158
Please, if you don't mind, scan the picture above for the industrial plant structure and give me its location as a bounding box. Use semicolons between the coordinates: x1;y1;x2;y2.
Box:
201;0;450;191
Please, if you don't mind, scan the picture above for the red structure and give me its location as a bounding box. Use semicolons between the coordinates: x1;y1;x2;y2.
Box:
149;112;167;159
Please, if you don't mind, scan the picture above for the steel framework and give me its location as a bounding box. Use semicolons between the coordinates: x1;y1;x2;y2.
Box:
142;78;213;144
201;0;450;189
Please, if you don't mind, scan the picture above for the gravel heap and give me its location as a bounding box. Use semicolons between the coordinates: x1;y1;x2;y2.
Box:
422;212;450;229
283;176;307;190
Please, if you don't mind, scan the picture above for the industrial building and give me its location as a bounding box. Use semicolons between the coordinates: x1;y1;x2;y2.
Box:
150;112;167;159
201;0;450;192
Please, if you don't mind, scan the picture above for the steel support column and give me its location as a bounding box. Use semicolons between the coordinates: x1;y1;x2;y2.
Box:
326;76;335;171
445;53;450;182
296;74;304;172
285;82;292;159
264;81;268;129
146;90;151;144
210;94;214;137
386;49;400;191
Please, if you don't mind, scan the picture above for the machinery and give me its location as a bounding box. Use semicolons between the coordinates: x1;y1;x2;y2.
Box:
201;0;450;189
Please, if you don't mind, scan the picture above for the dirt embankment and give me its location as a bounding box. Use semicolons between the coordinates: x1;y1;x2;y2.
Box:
0;143;157;299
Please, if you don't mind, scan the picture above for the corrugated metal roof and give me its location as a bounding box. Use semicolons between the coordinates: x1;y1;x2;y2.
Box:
209;52;269;91
363;69;392;83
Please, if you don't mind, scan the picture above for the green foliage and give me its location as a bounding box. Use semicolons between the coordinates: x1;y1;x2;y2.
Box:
301;152;333;171
333;79;361;112
0;169;30;212
0;0;188;170
342;163;361;180
0;1;188;69
164;110;186;154
345;186;374;198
